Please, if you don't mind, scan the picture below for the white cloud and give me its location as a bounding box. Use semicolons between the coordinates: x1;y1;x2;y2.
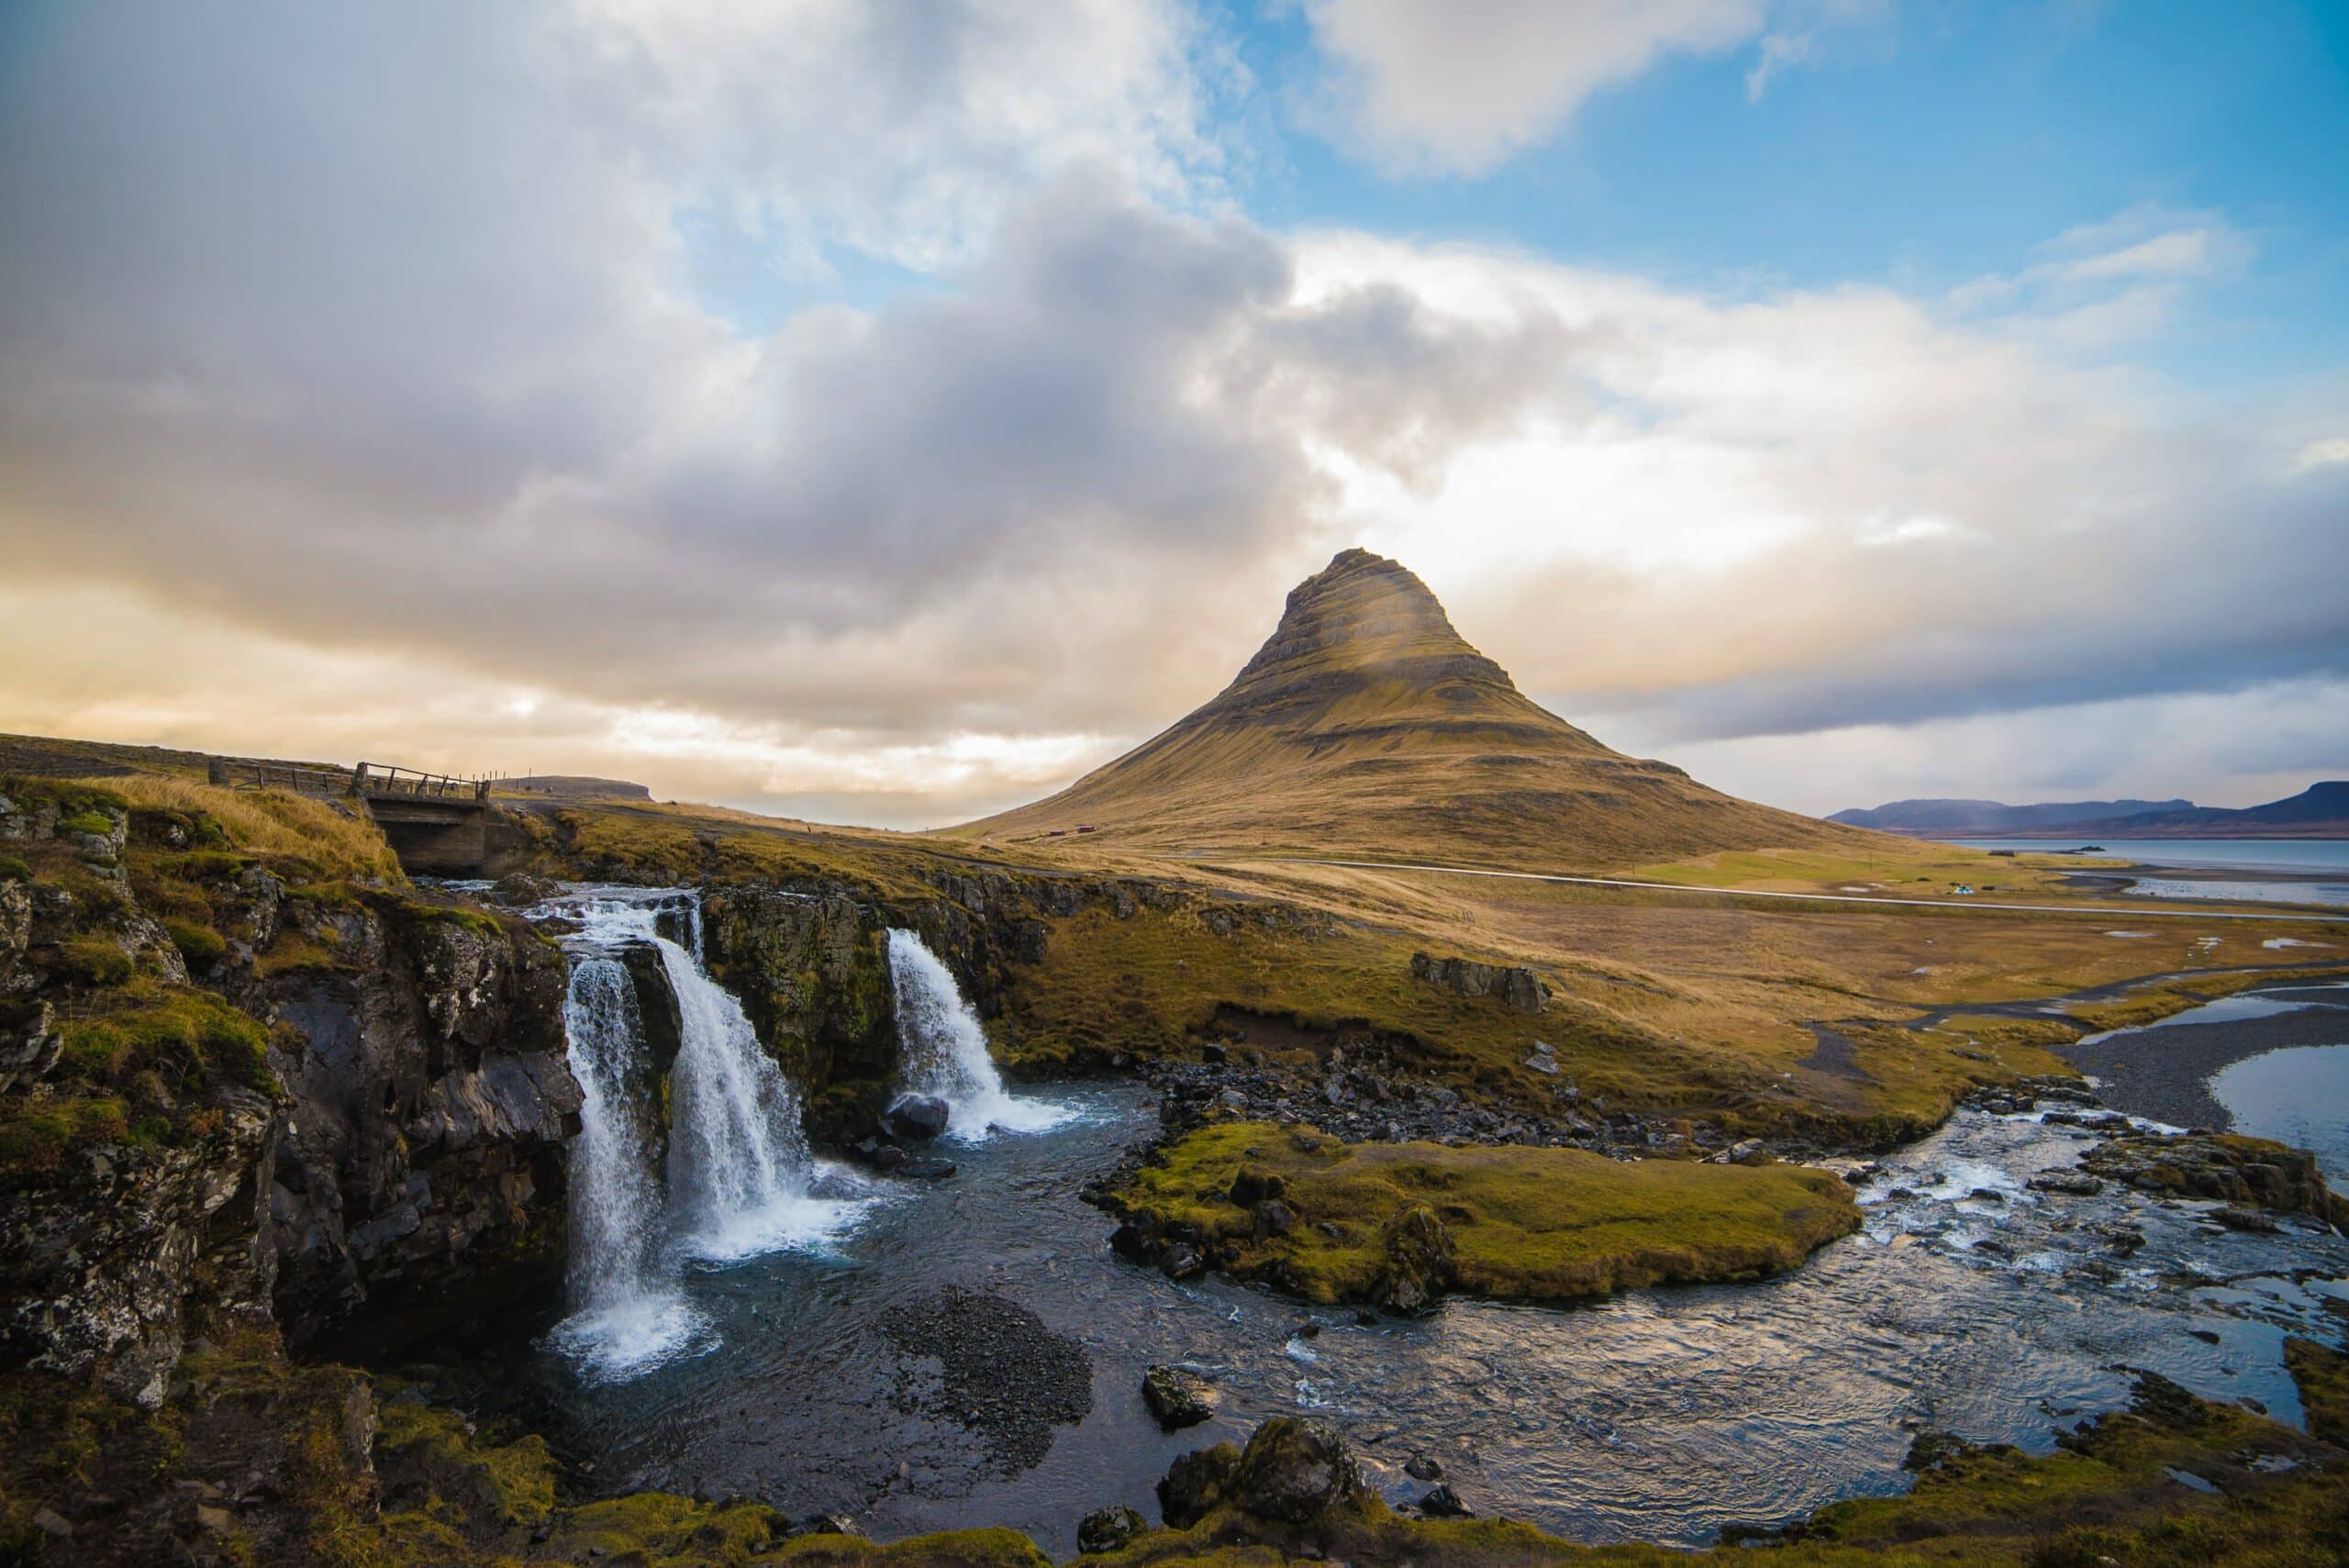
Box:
570;0;1232;271
2292;436;2349;475
1300;0;1764;175
1299;0;1883;175
0;5;2341;828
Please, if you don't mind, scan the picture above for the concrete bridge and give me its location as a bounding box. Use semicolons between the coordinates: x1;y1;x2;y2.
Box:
207;758;496;874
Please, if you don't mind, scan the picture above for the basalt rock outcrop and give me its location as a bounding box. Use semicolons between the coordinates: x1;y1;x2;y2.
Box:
693;864;1342;1137
2081;1131;2345;1228
701;887;898;1143
257;895;579;1351
0;777;582;1402
1408;951;1549;1014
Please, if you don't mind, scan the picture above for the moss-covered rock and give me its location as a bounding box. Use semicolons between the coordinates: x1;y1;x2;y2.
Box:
2082;1130;2345;1226
1103;1120;1860;1307
702;887;898;1119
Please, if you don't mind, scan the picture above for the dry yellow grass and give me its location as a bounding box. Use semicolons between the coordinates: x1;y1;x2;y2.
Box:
81;773;404;881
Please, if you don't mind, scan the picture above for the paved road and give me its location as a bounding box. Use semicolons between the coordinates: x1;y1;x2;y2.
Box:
1245;857;2349;925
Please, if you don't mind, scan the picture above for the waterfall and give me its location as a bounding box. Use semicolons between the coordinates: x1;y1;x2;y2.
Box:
886;928;1072;1140
656;932;836;1261
548;891;863;1380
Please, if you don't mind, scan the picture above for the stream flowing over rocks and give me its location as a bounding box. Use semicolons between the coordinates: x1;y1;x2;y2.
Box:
445;1033;2346;1558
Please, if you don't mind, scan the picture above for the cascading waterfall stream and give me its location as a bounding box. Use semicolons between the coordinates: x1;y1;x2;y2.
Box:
549;891;863;1381
886;928;1073;1140
655;929;837;1261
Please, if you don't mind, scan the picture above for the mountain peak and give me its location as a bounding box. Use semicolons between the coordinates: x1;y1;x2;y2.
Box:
1221;548;1516;710
952;548;1857;868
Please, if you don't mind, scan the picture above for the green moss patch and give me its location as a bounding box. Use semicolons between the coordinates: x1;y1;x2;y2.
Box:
0;1097;130;1174
374;1397;557;1528
765;1526;1053;1566
162;917;228;965
56;988;276;1095
51;936;133;987
1109;1121;1860;1306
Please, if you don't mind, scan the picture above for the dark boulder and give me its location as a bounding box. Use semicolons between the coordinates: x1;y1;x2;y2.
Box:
1229;1166;1286;1205
1141;1364;1218;1429
1109;1218;1159;1262
1159;1243;1207;1282
1372;1205;1453;1315
883;1094;951;1140
1226;1417;1370;1524
486;873;561;907
1417;1484;1473;1518
1157;1442;1241;1529
1076;1504;1146;1554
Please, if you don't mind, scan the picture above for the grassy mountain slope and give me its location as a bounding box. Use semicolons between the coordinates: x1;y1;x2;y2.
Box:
951;549;1868;870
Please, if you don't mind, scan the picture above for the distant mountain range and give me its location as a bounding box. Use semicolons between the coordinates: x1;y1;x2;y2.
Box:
1831;782;2349;840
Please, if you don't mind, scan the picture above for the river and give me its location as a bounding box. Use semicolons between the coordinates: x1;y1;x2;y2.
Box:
431;885;2349;1559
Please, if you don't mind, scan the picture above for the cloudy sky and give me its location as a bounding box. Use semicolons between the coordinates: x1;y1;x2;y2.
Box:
3;1;2345;828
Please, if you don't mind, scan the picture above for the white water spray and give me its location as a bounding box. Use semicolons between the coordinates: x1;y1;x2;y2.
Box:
553;951;701;1377
550;893;863;1380
885;928;1072;1140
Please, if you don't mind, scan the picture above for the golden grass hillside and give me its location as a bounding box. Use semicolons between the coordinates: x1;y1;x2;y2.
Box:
949;550;1877;871
83;773;405;882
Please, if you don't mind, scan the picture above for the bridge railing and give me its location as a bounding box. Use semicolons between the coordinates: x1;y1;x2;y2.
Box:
206;758;494;803
206;759;356;797
352;762;493;802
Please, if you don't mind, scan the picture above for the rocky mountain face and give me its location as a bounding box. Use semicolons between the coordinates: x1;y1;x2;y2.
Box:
954;548;1861;868
0;778;580;1405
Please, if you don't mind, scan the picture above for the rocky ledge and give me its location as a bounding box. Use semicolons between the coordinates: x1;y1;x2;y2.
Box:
2080;1130;2345;1229
1;775;580;1407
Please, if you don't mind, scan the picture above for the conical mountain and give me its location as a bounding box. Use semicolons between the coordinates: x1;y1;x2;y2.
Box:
956;549;1857;868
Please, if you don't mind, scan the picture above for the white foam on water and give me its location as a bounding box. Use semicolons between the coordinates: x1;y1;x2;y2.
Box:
886;928;1076;1141
547;891;873;1380
543;1291;713;1385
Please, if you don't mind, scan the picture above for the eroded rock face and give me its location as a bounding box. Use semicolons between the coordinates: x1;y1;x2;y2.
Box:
0;1095;276;1406
261;898;580;1350
3;794;584;1388
701;889;896;1130
1409;951;1549;1014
